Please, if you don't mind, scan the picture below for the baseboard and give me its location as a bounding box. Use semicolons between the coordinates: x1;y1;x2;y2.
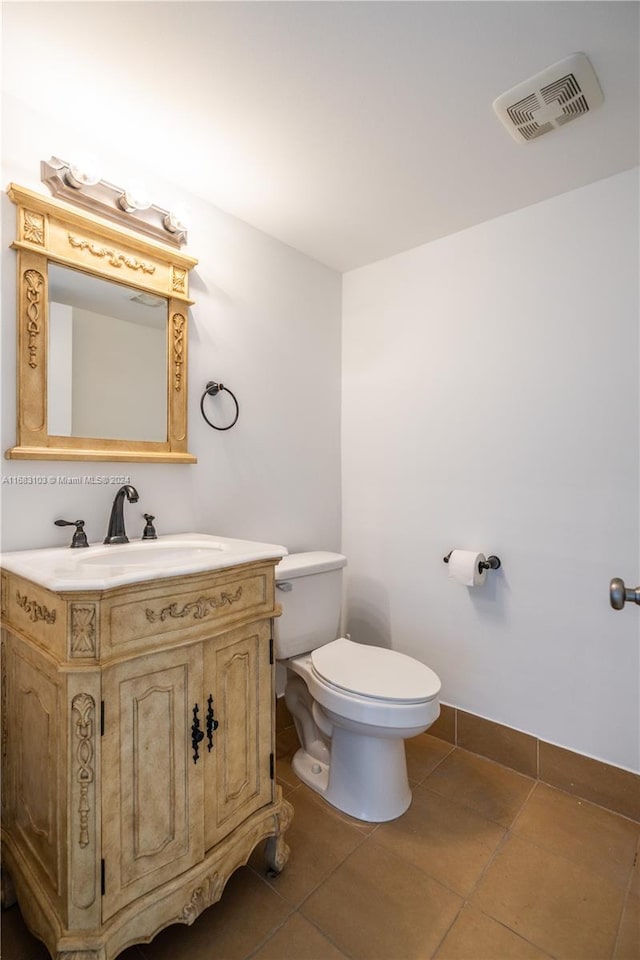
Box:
276;695;639;822
430;704;640;823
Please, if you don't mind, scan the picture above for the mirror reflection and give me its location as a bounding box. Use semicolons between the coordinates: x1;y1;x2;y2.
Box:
47;264;168;442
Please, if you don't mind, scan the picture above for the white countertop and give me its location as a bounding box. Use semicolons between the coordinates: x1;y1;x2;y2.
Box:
0;533;288;592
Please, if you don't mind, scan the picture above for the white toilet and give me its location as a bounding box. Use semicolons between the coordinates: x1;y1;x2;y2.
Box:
274;551;441;822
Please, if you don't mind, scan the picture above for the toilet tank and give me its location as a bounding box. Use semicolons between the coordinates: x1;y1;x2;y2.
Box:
273;552;347;659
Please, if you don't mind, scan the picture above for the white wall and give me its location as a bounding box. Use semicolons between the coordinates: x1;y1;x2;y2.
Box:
342;170;640;773
1;95;342;554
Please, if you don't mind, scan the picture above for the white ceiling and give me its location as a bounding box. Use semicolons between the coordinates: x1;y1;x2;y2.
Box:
2;1;639;271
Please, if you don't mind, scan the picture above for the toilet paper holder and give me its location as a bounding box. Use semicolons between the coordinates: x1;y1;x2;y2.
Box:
443;552;501;572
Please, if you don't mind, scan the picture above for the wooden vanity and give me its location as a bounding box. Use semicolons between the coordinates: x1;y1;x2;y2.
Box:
0;541;293;960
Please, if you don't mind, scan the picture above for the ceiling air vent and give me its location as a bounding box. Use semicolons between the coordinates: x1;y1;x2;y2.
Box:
493;53;604;143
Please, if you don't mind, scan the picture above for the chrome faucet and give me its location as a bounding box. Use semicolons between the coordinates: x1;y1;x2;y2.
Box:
104;485;139;544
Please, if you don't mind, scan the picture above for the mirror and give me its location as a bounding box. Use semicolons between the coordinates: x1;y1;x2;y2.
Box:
48;265;167;442
6;184;198;463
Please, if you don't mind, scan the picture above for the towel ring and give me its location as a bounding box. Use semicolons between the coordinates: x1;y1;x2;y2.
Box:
200;381;239;431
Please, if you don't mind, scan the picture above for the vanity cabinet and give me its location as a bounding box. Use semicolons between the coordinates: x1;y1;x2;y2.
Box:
0;558;292;960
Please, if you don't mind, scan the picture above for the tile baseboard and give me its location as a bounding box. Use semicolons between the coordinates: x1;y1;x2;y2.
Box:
276;695;639;822
430;704;640;823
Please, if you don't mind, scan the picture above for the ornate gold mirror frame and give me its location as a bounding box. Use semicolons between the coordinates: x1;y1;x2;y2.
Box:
6;184;198;462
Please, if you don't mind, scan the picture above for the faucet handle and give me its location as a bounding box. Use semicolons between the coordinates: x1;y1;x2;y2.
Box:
142;514;157;540
55;519;89;548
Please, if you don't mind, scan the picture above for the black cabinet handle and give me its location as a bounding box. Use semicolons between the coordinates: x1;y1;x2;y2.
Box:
191;704;205;764
206;693;219;751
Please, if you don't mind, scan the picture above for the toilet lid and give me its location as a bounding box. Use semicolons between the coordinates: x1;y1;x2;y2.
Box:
311;638;441;703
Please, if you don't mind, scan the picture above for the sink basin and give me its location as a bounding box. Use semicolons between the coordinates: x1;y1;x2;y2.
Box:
78;542;227;568
0;533;287;591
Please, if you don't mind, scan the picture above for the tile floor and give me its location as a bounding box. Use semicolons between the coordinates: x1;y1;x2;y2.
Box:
2;734;639;960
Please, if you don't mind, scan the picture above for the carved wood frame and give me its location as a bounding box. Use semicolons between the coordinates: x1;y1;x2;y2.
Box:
6;184;198;463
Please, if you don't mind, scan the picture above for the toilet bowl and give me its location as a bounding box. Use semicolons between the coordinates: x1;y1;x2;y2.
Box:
274;552;441;822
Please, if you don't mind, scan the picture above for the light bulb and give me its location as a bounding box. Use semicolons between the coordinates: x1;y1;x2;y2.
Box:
163;211;185;233
65;158;101;189
163;202;188;234
118;183;152;212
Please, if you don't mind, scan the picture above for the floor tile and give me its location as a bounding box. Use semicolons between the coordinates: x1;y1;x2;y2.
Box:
252;912;350;960
471;834;626;959
424;748;534;827
405;731;454;784
613;893;639;960
3;742;636;960
276;725;301;759
295;781;379;834
374;783;505;896
249;783;368;906
276;754;301;790
434;904;551;959
512;781;640;888
301;839;463;960
275;695;294;732
0;904;50;960
136;866;291;960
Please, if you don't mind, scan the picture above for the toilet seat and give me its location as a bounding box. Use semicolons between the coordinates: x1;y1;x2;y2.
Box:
311;637;440;704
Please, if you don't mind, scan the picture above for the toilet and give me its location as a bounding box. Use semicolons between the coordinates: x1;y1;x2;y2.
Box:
274;551;441;822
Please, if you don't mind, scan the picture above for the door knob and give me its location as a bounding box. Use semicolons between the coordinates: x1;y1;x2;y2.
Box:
610;578;640;610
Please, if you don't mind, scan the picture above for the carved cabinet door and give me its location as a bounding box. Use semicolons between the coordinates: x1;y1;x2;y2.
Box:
6;637;62;904
101;645;205;919
203;620;273;851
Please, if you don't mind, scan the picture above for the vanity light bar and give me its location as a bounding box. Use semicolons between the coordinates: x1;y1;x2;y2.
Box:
41;157;188;248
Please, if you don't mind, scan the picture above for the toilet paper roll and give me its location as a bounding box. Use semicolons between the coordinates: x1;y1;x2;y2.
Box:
447;550;487;587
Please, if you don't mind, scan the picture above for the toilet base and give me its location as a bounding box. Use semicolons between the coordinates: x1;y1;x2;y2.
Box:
291;748;330;794
291;724;413;822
